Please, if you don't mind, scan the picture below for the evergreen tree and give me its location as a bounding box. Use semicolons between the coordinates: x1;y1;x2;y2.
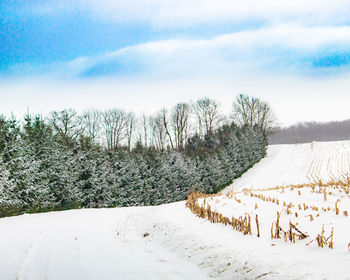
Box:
0;104;268;216
0;156;23;216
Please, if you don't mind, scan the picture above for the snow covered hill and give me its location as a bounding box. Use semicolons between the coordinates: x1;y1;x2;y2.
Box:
224;140;350;192
1;141;350;280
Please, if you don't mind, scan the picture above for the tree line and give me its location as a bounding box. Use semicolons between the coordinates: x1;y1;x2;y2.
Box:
269;119;350;144
0;95;274;217
48;97;226;150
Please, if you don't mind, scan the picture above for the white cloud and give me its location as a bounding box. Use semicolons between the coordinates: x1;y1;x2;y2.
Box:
29;0;350;28
10;23;350;80
49;24;350;79
9;1;350;127
79;0;350;27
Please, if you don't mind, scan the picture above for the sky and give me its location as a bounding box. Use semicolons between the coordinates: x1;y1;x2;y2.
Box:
1;0;350;126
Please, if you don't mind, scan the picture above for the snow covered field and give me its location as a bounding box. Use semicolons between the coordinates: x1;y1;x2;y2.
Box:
1;141;350;280
224;140;350;193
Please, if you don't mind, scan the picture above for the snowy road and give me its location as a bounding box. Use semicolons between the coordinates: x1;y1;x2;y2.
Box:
0;206;211;280
2;201;344;280
0;201;312;280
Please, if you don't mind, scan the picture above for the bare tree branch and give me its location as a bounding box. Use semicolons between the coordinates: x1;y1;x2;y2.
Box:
49;109;85;146
233;94;278;136
171;103;192;149
193;97;223;137
82;109;101;142
101;109;127;150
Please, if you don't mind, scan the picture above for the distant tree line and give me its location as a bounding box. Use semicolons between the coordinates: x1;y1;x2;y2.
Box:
269;119;350;145
0;95;273;217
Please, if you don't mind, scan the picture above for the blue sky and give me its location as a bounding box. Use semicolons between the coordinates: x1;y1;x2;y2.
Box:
1;0;350;125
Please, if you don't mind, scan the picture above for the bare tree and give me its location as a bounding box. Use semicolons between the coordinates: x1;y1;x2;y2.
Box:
232;94;277;136
49;109;85;146
101;109;127;150
171;103;192;149
134;109;175;150
193;97;223;137
136;113;150;147
81;109;101;143
149;112;167;150
159;108;174;149
125;112;136;151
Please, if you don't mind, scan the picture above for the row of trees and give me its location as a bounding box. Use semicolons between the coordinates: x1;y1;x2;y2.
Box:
0;95;274;217
49;95;274;151
48;98;222;151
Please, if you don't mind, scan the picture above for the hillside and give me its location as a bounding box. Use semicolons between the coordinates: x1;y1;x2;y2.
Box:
224;140;350;192
1;141;350;279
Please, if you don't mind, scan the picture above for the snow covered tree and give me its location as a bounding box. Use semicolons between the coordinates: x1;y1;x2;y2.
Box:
0;156;23;217
0;97;268;216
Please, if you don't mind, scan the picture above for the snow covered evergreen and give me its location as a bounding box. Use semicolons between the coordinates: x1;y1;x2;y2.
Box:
0;110;267;217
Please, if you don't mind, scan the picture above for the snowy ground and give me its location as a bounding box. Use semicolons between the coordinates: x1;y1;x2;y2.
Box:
224;140;350;193
1;141;350;280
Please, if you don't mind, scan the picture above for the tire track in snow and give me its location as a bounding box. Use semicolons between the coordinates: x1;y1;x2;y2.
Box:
16;223;55;280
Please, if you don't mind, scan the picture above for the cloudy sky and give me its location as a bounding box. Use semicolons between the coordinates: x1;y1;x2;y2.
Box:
1;0;350;126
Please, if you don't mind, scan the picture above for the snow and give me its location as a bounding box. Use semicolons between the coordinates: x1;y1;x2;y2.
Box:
224;140;350;193
1;140;350;279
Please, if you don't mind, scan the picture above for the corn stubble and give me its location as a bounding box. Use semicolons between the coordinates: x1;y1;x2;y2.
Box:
187;178;350;250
